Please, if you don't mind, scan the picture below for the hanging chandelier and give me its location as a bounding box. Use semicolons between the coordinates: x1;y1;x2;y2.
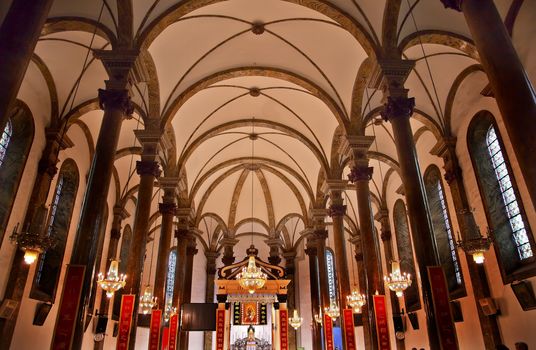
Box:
384;261;412;297
288;309;303;330
346;289;366;313
324;299;340;320
139;285;158;314
10;206;55;265
97;259;126;298
456;212;493;264
237;255;267;294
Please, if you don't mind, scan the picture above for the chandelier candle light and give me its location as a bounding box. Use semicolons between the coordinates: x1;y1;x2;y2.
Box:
346;289;366;313
384;261;412;297
324;299;340;320
289;309;303;330
97;259;127;298
314;310;323;325
139;284;158;314
456;210;493;264
237;255;268;294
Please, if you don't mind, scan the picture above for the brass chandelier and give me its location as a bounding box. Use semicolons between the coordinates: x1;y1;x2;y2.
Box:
139;285;158;314
288;309;303;330
324;299;340;320
97;259;126;298
346;289;366;313
384;261;412;297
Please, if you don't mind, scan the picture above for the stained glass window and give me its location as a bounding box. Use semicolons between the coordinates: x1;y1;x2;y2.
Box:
486;126;533;260
437;182;462;284
165;248;177;317
0;120;12;167
325;249;337;300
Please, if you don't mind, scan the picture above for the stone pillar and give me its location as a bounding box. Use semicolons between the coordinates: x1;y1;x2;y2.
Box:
442;0;536;208
0;0;54;131
204;251;219;350
309;209;331;310
349;239;372;350
325;181;351;309
379;59;443;349
431;137;502;348
375;209;405;350
304;243;322;350
154;178;178;309
0;128;71;348
125;133;162;349
283;250;298;350
344;136;383;350
68;50;138;349
179;237;198;350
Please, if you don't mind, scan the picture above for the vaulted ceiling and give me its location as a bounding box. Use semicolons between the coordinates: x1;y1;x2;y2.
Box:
6;0;536;253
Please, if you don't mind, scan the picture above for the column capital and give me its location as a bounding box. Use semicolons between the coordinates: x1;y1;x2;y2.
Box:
304;245;317;257
323;179;348;195
186;245;198;256
93;48;143;90
113;205;130;220
110;228;122;240
374;208;389;222
135;160;161;177
45;127;73;150
431;137;462;185
381;96;415;121
135;129;162;160
348;165;374;183
340;135;374;163
159;202;176;215
205;250;220;260
328;203;346;217
37;157;58;177
380;228;392;242
440;0;462;11
97;88;134;116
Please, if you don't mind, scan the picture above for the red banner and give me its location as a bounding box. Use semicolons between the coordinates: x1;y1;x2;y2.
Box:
215;309;225;350
279;309;289;350
161;327;170;350
148;309;162;350
323;313;334;350
168;313;179;350
428;266;458;350
343;309;357;350
50;265;86;350
116;294;135;350
373;295;391;350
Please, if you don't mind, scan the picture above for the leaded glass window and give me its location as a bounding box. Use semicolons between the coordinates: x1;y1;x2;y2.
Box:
486;126;533;260
437;182;462;284
0;120;12;167
326;249;337;300
165;248;177;317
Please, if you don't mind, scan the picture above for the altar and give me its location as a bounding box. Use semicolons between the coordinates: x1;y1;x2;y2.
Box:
214;245;290;350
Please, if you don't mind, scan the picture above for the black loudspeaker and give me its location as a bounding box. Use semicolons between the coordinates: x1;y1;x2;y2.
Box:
450;300;463;322
393;315;404;332
408;313;419;330
95;315;108;334
353;313;363;326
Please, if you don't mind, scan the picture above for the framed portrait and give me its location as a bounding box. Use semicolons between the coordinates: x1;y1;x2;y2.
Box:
511;280;536;311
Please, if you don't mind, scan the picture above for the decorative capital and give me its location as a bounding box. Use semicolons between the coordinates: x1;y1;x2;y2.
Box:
136;160;161;178
222;255;235;266
175;228;189;239
110;228;121;240
440;0;462;11
97;88;134;116
268;255;282;266
159;202;176;215
381;96;415;121
444;166;463;184
304;246;317;256
328;204;346;217
380;229;392;242
348;165;373;183
186;246;198;256
38;158;58;177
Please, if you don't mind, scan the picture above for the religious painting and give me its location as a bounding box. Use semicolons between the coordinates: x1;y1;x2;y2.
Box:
233;302;267;325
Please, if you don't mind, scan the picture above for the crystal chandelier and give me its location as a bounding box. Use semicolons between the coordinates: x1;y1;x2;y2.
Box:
139;285;158;314
97;260;126;298
237;255;267;294
314;310;323;325
288;309;303;330
346;289;366;313
324;299;340;320
10;206;55;265
384;261;411;297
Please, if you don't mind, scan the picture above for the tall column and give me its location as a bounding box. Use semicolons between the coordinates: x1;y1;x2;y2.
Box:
349;240;372;350
204;251;219;350
0;128;71;348
344;136;383;350
310;209;331;310
283;249;298;350
379;59;443;349
179;237;198;350
325;181;351;308
125;130;162;350
69;50;138;349
375;209;405;350
442;0;536;208
431;137;502;348
304;243;322;350
0;0;54;131
154;178;178;309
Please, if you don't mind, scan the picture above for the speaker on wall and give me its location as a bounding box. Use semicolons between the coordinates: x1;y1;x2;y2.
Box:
450;300;463;322
95;315;108;334
393;314;405;332
478;297;498;316
511;280;536;311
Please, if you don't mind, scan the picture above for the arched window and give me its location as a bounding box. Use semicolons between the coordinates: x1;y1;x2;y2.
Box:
468;111;536;282
393;199;420;311
424;165;464;297
325;248;338;301
30;159;79;302
165;247;177;317
119;224;132;274
0;120;13;167
0;102;34;243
